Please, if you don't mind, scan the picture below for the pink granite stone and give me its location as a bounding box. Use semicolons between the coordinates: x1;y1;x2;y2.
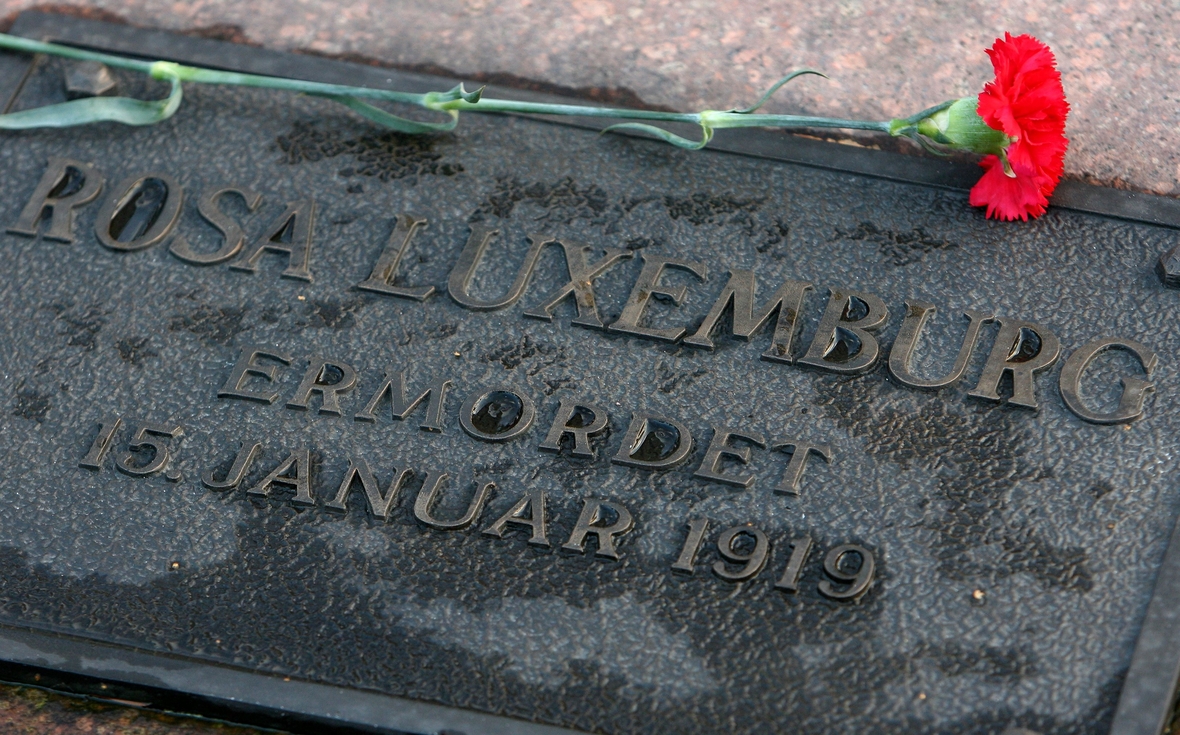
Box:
2;1;1177;195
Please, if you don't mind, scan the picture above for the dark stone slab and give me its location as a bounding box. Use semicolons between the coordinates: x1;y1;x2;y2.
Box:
0;12;1179;735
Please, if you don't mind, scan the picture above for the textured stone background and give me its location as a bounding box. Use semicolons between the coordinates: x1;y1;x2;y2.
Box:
0;683;275;735
0;1;1177;197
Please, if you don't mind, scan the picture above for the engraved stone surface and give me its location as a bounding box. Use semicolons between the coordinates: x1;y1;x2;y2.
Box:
0;22;1178;735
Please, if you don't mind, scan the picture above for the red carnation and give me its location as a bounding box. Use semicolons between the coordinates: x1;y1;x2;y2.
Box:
968;33;1070;221
0;29;1076;224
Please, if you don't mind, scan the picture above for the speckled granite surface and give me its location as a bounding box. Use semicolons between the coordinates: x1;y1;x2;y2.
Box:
0;0;1176;197
0;683;277;735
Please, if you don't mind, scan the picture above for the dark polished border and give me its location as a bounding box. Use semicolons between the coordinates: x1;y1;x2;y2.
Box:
0;620;584;735
1;11;1179;735
1109;508;1180;735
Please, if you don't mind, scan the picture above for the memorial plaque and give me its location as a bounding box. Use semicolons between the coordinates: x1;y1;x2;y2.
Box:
1;12;1179;735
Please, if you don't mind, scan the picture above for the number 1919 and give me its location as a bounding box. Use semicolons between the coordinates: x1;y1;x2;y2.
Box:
671;518;876;601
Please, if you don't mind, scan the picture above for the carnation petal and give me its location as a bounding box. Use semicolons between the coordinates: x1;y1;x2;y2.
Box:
969;155;1051;221
977;33;1069;147
971;33;1069;221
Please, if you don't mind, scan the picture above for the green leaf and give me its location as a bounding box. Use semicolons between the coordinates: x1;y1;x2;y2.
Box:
915;97;1008;156
908;132;953;157
601;122;713;150
943;97;1008;155
0;70;181;129
731;69;826;114
422;83;485;109
456;84;484;104
315;94;459;133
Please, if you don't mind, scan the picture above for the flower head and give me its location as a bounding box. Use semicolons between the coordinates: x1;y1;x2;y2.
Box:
968;33;1070;220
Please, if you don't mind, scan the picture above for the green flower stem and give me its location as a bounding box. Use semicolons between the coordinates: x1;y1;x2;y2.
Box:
158;62;428;105
0;33;157;74
435;96;893;132
706;113;891;132
0;32;946;147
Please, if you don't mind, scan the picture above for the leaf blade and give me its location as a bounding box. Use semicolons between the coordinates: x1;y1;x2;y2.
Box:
730;69;826;114
316;94;459;133
0;72;181;129
601;122;713;150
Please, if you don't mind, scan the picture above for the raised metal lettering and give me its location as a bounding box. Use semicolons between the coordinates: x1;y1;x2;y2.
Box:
169;186;263;265
354;369;452;432
775;535;814;592
459;388;536;442
355;214;435;300
888;301;995;389
327;457;412;519
611;413;694;470
683;270;813;363
561;498;634;560
967;318;1061;409
95;173;184;252
671;517;709;574
771;441;832;496
8;157;103;243
447;226;552;310
482;490;550;547
523;240;632;328
201;440;262;491
713;526;770;582
247;448;314;506
115;421;184;477
218;346;293;404
230;199;316;282
798;288;890;374
285;356;359;416
413;471;495;530
818;544;876;601
538;399;609;458
1059;337;1158;424
693;425;768;488
608;255;708;342
79;415;122;470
